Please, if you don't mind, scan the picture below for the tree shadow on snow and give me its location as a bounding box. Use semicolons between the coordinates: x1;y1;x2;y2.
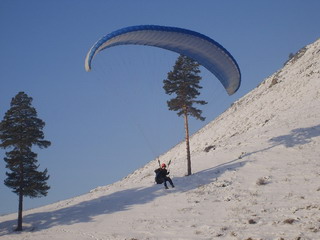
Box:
237;124;320;160
269;124;320;148
0;158;248;235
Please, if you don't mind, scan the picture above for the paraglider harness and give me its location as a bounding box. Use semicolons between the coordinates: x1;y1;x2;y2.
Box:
154;159;171;184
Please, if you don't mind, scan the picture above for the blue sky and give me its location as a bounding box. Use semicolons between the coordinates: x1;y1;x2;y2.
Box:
0;0;319;215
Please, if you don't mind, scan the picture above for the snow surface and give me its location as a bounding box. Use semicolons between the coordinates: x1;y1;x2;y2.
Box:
1;38;320;240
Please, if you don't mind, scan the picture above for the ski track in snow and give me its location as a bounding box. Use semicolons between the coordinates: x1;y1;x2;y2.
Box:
1;39;320;240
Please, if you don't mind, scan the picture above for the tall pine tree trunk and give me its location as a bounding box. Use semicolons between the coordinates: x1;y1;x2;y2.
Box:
183;108;191;176
16;160;23;231
16;190;23;231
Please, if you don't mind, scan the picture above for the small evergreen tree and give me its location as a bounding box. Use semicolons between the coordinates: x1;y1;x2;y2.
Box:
163;55;207;175
0;92;51;231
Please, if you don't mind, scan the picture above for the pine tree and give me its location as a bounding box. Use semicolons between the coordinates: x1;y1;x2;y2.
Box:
0;92;51;231
163;55;207;176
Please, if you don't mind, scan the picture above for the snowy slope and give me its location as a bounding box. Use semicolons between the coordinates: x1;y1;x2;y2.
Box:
0;38;319;240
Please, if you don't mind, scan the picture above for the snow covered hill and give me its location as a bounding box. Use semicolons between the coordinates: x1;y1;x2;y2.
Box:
1;38;319;240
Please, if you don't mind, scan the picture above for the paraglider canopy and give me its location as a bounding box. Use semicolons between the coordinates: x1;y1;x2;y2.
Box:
85;25;241;95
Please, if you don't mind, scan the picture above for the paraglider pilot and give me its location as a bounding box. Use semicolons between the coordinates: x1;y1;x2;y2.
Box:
155;163;175;189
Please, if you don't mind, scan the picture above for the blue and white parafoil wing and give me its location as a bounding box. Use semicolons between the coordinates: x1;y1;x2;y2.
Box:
85;25;241;95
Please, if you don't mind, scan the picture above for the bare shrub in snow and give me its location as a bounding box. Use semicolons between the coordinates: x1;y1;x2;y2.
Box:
204;145;216;152
283;218;295;224
256;177;268;185
270;75;279;87
248;219;257;224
